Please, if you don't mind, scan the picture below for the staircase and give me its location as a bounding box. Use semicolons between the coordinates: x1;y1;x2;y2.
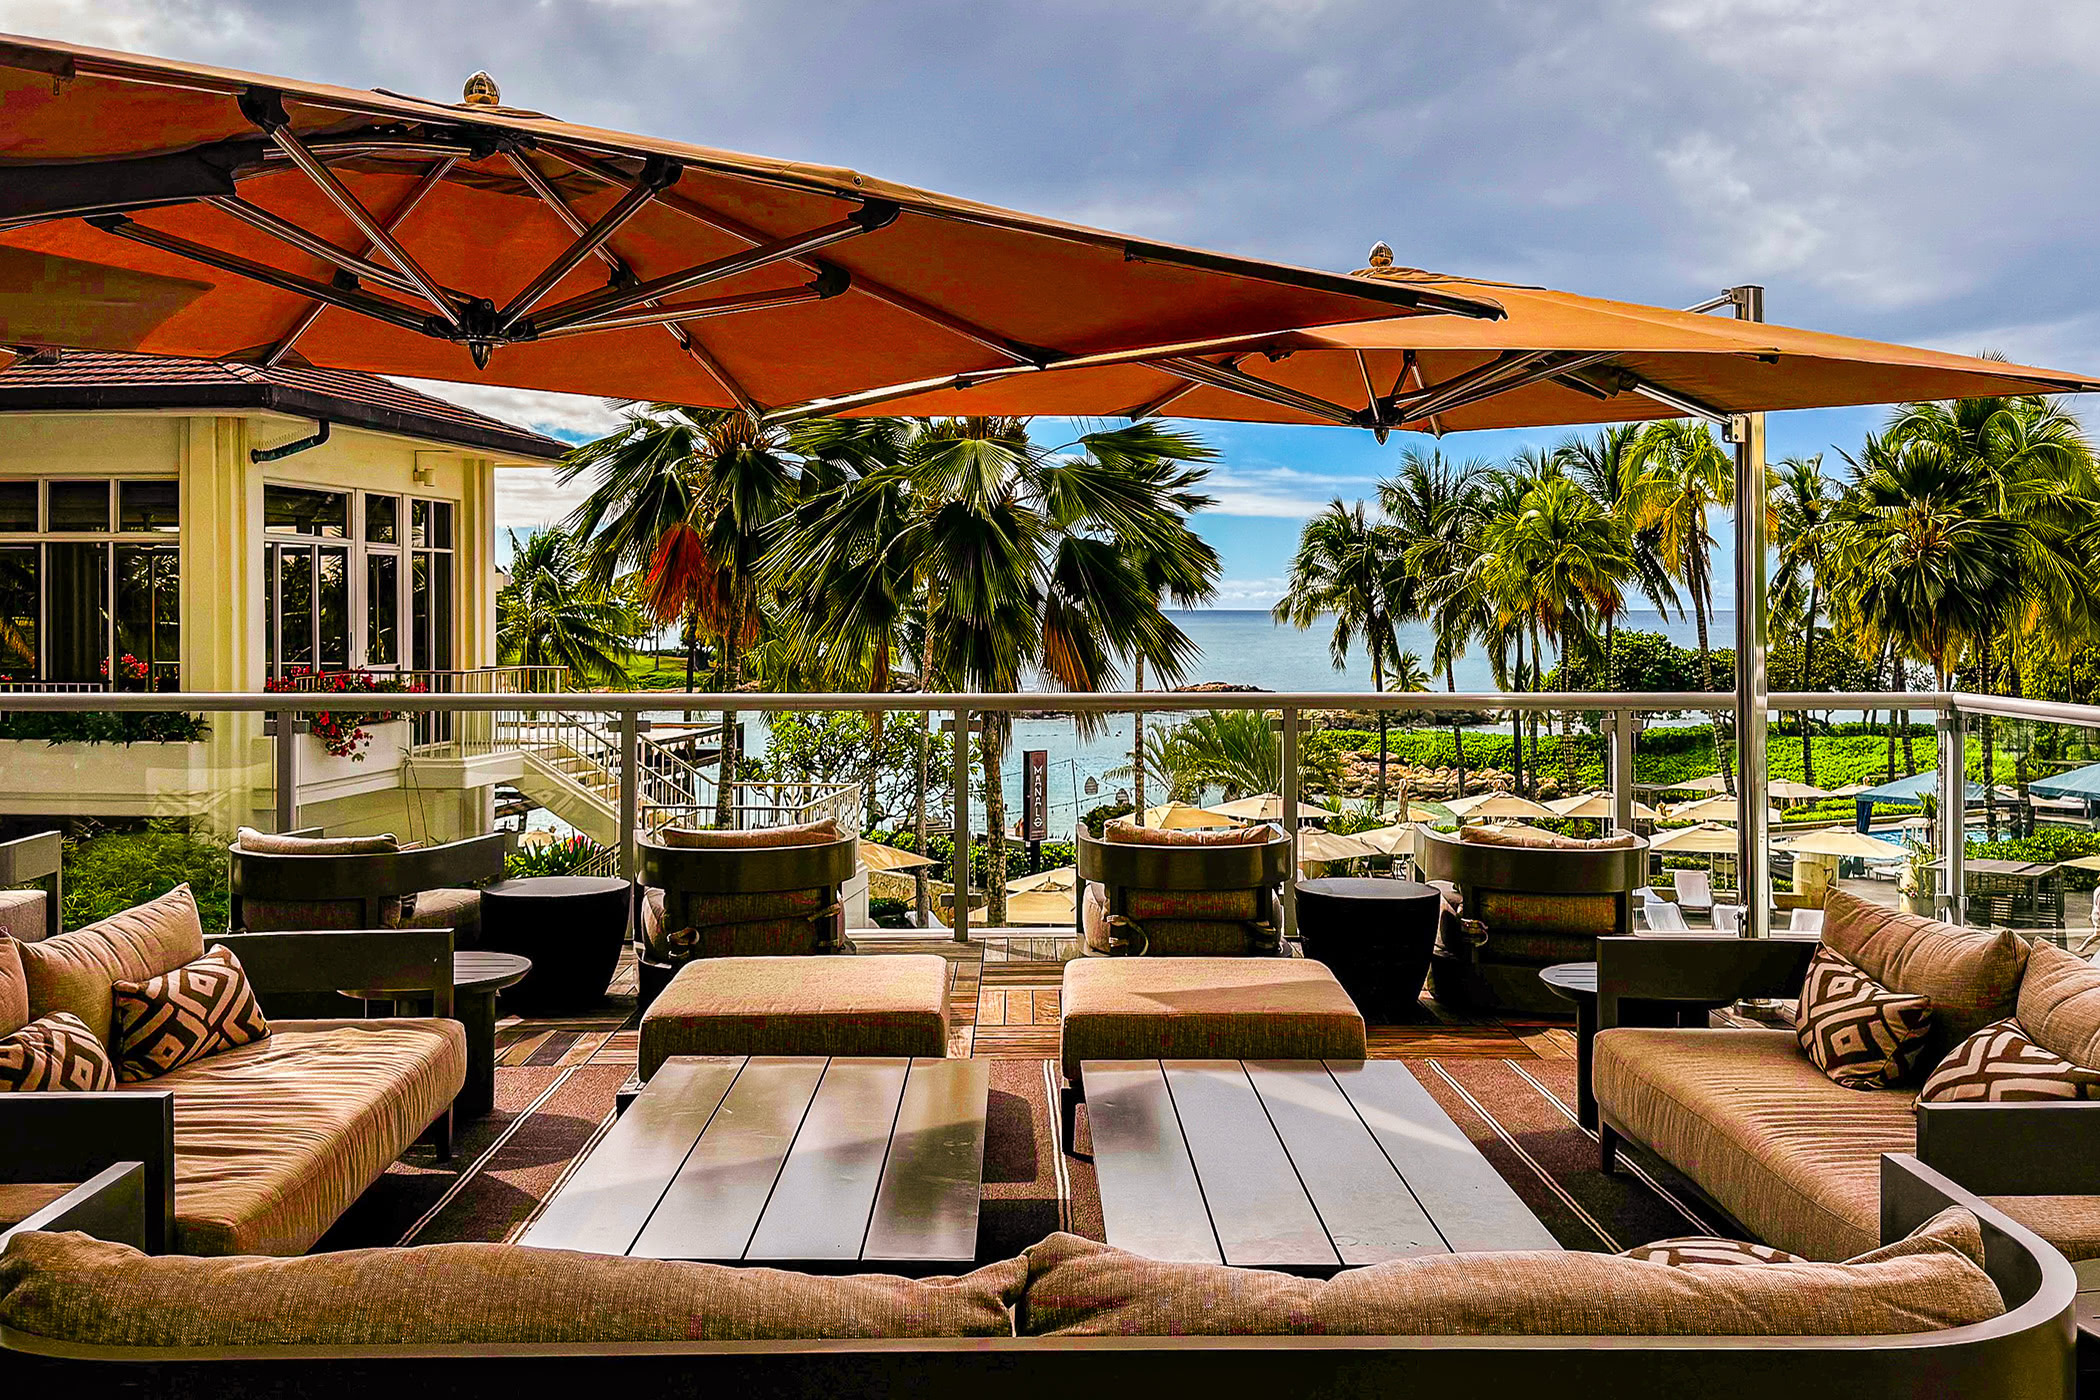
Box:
501;712;712;846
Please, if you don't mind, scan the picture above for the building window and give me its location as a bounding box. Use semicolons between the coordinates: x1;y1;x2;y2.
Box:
411;499;454;672
0;481;179;688
262;486;454;678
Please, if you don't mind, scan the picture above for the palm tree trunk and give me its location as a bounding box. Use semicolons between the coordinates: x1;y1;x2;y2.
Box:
1509;630;1525;796
1691;562;1730;796
1132;654;1147;823
912;619;935;928
1890;655;1915;776
1372;652;1388;812
1880;645;1897;781
1981;651;1998;841
981;713;1009;927
1800;586;1819;788
1446;665;1467;802
713;599;741;830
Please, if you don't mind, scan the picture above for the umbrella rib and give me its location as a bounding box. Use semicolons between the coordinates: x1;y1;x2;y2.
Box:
1123;355;1244;419
1154;355;1362;426
539;144;1051;368
1393;350;1620;427
529;282;838;338
494;155;682;333
504;149;760;414
201;194;467;302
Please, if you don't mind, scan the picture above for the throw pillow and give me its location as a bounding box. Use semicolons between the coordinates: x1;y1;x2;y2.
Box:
1820;889;2027;1065
1920;1018;2100;1102
1796;945;1934;1089
2013;939;2100;1069
658;817;839;849
17;884;205;1046
1622;1238;1807;1266
110;945;270;1082
0;1011;115;1092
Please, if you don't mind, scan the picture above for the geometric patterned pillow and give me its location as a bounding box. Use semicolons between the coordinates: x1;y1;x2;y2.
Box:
1621;1236;1808;1266
0;1011;116;1092
1796;945;1934;1090
110;944;270;1083
1919;1018;2100;1102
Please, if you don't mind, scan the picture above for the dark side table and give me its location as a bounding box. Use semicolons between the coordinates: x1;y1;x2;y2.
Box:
1540;961;1600;1129
481;875;632;1012
1295;877;1443;1021
343;950;530;1118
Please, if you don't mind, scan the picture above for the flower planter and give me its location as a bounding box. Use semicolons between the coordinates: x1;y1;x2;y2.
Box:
0;738;217;819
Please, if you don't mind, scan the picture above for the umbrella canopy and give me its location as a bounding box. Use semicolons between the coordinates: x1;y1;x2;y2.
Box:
807;248;2099;428
1138;801;1237;829
1650;822;1741;854
2061;854;2100;873
1351;823;1419;856
1444;791;1557;822
1380;801;1453;823
1546;792;1662;821
1766;780;1833;802
1776;829;1905;860
1296;828;1379;864
2031;763;2100;802
1212;792;1337;822
1656;774;1732;795
858;840;936;873
0;36;1492;413
1005;865;1077;894
1665;794;1783;824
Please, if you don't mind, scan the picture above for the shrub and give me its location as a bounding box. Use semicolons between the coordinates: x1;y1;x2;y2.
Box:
869;897;909;928
0;711;209;743
60;822;229;932
504;834;608;879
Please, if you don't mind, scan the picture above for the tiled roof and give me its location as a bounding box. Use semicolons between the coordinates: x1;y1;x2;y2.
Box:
0;349;570;461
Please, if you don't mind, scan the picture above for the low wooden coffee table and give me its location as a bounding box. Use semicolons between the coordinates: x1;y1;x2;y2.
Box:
1085;1058;1558;1275
520;1055;990;1273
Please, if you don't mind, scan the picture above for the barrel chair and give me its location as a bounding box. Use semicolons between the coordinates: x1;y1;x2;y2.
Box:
1074;822;1295;957
1416;823;1647;1014
0;829;62;942
228;828;511;943
635;824;858;1012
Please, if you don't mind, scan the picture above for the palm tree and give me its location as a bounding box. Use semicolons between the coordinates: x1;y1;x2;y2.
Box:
1558;424;1681;679
1625;419;1736;788
1275;498;1406;808
495;528;638;684
1771;455;1840;786
563;407;798;825
1146;708;1281;799
1383;449;1489;803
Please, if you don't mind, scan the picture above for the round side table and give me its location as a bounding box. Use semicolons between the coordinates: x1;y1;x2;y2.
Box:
342;950;530;1118
1294;876;1444;1021
1539;961;1600;1129
481;875;632;1012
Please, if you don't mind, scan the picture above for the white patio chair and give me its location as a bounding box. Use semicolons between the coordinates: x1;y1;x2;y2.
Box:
1787;907;1826;935
1674;869;1715;917
1639;902;1689;933
1712;902;1742;935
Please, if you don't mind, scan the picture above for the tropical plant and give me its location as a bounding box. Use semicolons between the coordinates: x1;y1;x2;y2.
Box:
1275;497;1406;807
504;834;609;879
1146;708;1281;800
496;528;638;685
1385;449;1490;800
1771;455;1841;786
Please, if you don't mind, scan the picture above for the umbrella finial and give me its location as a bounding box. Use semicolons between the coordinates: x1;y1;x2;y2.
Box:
462;71;501;107
1366;241;1395;268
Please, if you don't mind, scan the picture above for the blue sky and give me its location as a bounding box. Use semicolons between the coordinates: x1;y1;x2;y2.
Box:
16;1;2097;607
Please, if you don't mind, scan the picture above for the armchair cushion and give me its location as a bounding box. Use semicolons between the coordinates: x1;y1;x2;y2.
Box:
1102;819;1274;846
110;945;271;1083
234;826;398;857
1821;889;2027;1065
1796;946;1934;1090
1459;824;1639;851
658;817;838;849
2014;938;2100;1068
17;884;204;1045
0;934;24;1036
1919;1018;2100;1102
0;1011;114;1092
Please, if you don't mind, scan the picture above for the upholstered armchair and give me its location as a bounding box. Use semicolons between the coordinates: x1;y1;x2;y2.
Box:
228;827;509;945
1075;821;1294;957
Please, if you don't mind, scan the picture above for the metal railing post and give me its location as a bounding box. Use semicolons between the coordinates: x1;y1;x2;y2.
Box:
1281;704;1299;942
1731;283;1771;939
952;708;971;944
272;710;298;832
1610;709;1637;834
618;711;640;882
1938;702;1967;924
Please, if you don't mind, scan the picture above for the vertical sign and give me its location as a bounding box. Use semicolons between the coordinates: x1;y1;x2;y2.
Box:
1023;749;1050;842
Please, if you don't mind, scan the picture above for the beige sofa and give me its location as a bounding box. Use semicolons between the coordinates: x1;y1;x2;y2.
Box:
0;885;464;1255
1594;890;2100;1265
0;1150;2077;1400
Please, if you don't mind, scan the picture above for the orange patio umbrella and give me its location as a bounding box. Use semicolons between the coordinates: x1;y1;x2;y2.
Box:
782;246;2100;428
0;37;1498;414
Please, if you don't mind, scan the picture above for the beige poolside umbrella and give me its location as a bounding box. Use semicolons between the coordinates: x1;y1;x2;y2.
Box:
1138;800;1237;829
1380;801;1452;823
1002;865;1078;925
1296;827;1380;865
1823;783;1868;799
1665;793;1783;824
1546;791;1662;821
1649;822;1741;854
1351;823;1420;856
1776;829;1904;860
1443;791;1557;822
1213;792;1338;822
1660;774;1731;795
858;839;936;872
1766;779;1833;802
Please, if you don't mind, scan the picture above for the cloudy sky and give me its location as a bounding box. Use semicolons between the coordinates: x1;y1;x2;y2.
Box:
13;0;2100;607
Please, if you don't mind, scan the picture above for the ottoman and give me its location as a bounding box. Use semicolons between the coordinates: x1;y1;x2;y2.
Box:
1059;956;1367;1140
638;954;950;1081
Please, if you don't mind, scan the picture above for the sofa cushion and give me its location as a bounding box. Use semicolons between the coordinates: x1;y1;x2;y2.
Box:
0;1011;115;1092
0;1231;1027;1347
1459;824;1638;850
1920;1018;2100;1102
0;890;44;945
110;945;271;1083
0;934;24;1037
1622;1237;1806;1266
1796;946;1934;1090
1822;889;2027;1065
659;817;838;849
394;885;481;941
1103;819;1275;846
1015;1209;2001;1336
1060;956;1365;1083
1593;1026;1914;1259
2015;939;2100;1068
118;1018;465;1255
639;955;949;1080
235;826;399;856
18;884;205;1045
